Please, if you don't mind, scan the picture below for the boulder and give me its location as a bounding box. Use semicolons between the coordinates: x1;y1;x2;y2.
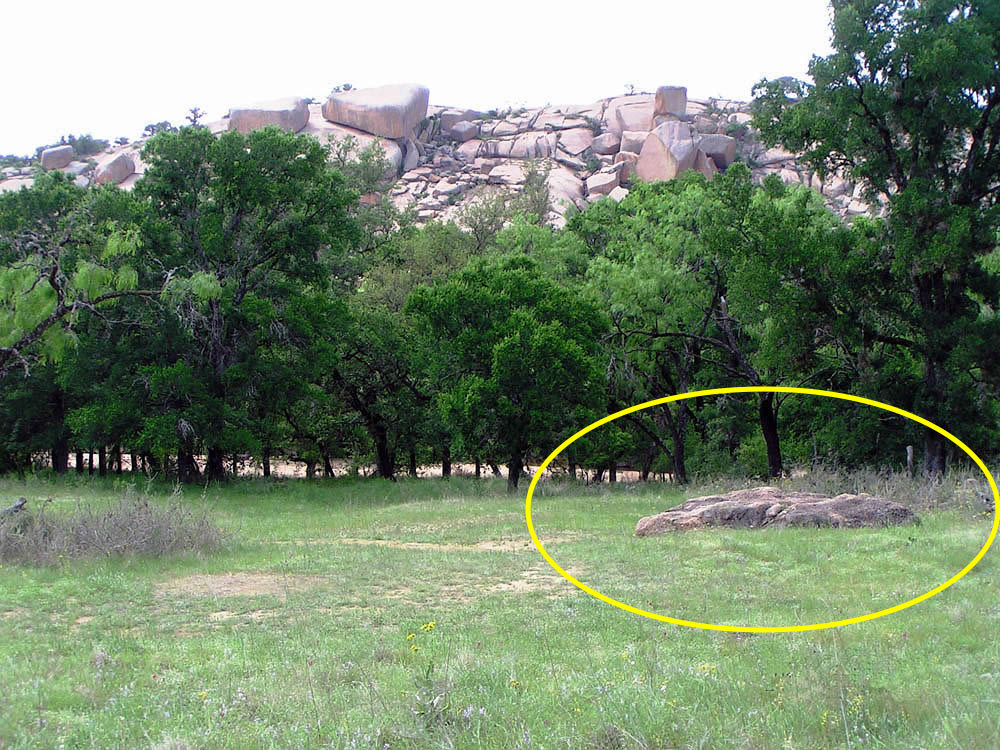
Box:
654;85;687;117
547;165;586;212
693;149;718;178
509;132;557;159
635;487;917;535
614;151;639;182
696;133;737;169
439;108;481;133
301;105;403;172
558;127;594;156
620;130;648;154
40;145;74;170
636;131;697;182
322;84;429;139
64;161;90;176
73;175;90;188
586;171;619;196
402;138;420;172
591;132;621;155
456;139;483;159
451;120;479;142
228;97;310;133
608;185;629;202
487;163;525;185
614;102;655;136
94;152;135;185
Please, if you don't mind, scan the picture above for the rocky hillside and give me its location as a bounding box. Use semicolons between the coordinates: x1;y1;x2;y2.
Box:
0;83;873;225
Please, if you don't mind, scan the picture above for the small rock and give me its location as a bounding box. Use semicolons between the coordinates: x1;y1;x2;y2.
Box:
586;171;619;196
451;121;479;142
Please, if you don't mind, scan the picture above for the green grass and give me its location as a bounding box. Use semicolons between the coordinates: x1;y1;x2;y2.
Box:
0;473;997;749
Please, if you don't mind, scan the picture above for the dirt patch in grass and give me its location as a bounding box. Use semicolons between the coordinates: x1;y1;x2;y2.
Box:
155;572;328;599
208;609;276;622
487;565;585;599
272;535;582;553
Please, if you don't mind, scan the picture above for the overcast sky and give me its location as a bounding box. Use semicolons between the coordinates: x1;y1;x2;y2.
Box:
2;1;835;156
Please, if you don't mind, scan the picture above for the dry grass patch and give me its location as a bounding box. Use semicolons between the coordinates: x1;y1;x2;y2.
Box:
154;572;328;599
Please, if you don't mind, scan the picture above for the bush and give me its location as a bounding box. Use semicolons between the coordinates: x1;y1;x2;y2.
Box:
0;486;230;566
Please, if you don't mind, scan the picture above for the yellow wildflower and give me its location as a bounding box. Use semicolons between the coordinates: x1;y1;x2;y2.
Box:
406;633;416;641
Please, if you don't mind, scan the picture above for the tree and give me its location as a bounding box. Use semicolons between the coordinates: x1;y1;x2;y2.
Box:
0;172;157;379
752;0;1000;473
407;254;607;490
136;125;360;481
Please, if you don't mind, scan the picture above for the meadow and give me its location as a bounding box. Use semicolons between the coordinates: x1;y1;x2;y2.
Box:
0;471;997;749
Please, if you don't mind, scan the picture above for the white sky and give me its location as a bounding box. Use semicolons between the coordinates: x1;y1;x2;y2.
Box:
2;0;834;156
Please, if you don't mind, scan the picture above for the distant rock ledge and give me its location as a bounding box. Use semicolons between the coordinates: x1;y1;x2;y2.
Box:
635;486;918;534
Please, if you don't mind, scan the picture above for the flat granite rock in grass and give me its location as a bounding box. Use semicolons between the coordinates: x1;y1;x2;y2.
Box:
635;486;917;535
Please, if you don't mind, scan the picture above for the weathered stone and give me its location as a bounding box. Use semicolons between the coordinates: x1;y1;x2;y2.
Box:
73;175;89;188
94;152;135;185
1;167;19;179
696;133;737;169
614;151;639;182
509;132;556;159
487;163;525;185
492;121;520;137
433;180;463;197
823;175;851;199
228;97;310;133
40;145;74;170
558;127;594;156
439;108;481;133
730;112;753;125
636;131;697;182
451;120;479;142
608;185;629;202
759;147;798;166
402;138;420;172
456;140;483;159
0;178;34;193
322;84;429;139
301;106;403;172
654;85;687;117
586;171;619;196
620;130;648;154
614;101;655;136
693;149;718;178
64;161;90;176
547;166;586;212
635;487;917;535
694;115;719;134
591;132;621;155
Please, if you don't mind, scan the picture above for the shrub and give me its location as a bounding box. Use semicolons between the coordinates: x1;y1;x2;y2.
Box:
0;486;230;566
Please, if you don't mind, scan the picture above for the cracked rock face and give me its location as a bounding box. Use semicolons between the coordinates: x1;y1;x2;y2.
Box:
635;487;917;535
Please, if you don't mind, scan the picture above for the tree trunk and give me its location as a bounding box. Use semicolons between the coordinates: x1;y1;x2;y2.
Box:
52;440;69;474
640;442;654;482
323;453;335;478
758;392;783;478
177;444;201;483
262;454;271;478
489;461;502;477
75;450;84;474
408;444;418;478
474;456;481;479
608;464;617;483
373;427;394;480
506;454;523;492
88;449;94;475
113;445;122;475
130;451;138;475
441;443;452;478
305;460;316;479
205;447;227;482
568;455;577;481
98;447;107;477
593;467;605;483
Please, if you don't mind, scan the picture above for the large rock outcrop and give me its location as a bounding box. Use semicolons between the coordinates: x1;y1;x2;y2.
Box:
635;487;917;535
93;152;135;185
40;145;74;170
228;97;310;133
322;84;429;139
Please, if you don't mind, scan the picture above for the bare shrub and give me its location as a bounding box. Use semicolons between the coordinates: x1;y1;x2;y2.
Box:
0;486;230;566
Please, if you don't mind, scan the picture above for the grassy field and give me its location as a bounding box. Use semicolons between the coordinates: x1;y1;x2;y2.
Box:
0;472;997;749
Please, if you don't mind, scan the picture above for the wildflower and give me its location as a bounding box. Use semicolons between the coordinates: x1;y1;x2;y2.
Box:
411;645;420;653
509;678;521;689
421;621;436;632
199;691;208;700
406;633;416;641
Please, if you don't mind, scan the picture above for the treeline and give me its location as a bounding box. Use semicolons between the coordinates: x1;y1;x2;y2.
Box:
2;2;999;489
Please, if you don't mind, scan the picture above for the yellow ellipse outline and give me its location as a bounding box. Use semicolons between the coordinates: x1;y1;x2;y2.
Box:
524;386;1000;632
